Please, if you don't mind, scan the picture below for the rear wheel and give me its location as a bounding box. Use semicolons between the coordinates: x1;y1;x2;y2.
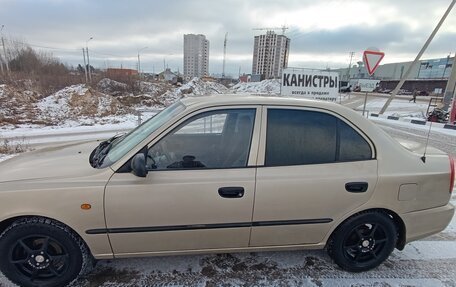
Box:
328;212;397;272
0;217;93;287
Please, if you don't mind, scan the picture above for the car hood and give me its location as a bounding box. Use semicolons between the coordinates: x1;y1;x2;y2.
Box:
0;140;107;183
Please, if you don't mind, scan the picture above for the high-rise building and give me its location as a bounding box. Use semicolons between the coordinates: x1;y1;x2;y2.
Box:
252;31;290;79
183;34;209;80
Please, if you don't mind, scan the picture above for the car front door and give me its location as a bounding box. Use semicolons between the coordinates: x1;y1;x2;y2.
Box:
250;106;378;247
104;106;261;255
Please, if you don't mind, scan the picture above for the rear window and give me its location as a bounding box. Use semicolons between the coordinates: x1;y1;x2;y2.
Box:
265;109;372;167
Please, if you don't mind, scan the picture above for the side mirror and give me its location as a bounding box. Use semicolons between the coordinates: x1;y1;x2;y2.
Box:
131;153;148;177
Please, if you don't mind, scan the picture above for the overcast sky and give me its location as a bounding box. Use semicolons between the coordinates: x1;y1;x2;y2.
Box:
1;0;455;76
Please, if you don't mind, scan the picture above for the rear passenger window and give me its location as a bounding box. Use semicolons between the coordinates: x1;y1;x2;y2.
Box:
338;120;372;161
265;109;372;167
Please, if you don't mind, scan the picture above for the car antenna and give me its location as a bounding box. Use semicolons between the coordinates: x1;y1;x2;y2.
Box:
421;120;434;163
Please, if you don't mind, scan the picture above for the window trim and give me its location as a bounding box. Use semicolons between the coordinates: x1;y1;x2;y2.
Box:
257;105;376;167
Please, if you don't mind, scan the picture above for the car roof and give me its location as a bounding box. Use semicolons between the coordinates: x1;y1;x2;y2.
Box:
180;94;343;110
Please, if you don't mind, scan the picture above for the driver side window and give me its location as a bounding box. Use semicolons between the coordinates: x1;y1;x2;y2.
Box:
147;109;256;170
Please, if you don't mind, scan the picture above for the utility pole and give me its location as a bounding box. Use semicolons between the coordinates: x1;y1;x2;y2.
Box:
0;53;4;74
137;47;148;80
0;25;3;74
222;32;227;78
346;52;355;82
86;37;93;83
380;0;456;114
82;48;88;84
0;25;9;74
1;38;9;73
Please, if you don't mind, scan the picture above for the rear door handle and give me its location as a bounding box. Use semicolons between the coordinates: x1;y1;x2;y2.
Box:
218;187;245;198
345;182;368;193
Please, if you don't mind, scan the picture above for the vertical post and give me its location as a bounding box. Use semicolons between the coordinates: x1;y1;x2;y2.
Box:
222;32;227;78
380;0;456;114
346;52;354;82
82;48;88;84
137;53;141;79
1;37;9;73
0;51;4;74
86;46;92;83
442;53;451;78
362;92;368;116
443;52;456;110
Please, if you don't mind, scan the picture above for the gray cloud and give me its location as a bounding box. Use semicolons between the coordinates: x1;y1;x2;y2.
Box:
0;0;455;76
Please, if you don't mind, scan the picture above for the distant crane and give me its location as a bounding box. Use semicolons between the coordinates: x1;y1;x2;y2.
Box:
252;25;289;35
222;32;228;78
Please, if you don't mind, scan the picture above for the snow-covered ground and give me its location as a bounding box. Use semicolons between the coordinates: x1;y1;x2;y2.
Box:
356;97;428;119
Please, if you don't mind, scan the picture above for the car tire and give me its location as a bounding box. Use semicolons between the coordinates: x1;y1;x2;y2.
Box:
0;217;94;287
327;211;397;272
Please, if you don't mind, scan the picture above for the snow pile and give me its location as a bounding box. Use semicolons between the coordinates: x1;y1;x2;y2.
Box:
97;78;128;95
139;81;164;95
37;84;129;123
157;78;228;107
231;79;280;94
0;84;42;126
179;77;228;96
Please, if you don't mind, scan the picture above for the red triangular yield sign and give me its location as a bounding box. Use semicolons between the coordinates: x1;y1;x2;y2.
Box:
363;50;385;75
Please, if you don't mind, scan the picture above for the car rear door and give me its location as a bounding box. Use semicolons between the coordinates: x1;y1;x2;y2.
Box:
103;106;262;255
250;106;378;247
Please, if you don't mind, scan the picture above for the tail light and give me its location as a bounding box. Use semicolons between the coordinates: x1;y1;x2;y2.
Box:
450;156;455;194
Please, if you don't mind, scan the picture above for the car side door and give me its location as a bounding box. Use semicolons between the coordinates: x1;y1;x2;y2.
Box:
250;106;378;247
104;106;261;255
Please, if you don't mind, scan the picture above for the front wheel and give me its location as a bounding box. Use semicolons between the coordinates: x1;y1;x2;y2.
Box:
0;217;93;287
327;212;397;272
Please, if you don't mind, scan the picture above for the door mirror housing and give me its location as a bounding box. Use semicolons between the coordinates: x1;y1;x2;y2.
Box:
131;153;148;177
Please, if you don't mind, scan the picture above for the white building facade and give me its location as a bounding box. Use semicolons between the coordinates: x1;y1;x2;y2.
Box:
183;34;209;80
252;31;290;79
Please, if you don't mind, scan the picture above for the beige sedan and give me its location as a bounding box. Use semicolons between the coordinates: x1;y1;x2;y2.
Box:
0;95;454;287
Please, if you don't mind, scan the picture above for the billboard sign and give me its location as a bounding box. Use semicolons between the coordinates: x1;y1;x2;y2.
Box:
281;68;339;101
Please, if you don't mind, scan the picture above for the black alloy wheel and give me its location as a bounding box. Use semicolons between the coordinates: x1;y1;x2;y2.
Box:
9;235;70;282
328;212;397;272
0;217;93;287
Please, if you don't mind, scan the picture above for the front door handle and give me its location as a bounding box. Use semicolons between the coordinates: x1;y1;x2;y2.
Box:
218;187;244;198
345;182;368;193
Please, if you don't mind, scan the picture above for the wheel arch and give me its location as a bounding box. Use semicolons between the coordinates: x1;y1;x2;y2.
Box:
0;215;94;254
328;208;406;250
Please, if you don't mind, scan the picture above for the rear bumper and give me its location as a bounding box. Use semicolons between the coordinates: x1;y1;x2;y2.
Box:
401;203;455;244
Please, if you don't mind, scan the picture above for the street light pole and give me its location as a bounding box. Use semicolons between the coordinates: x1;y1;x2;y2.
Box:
86;37;93;83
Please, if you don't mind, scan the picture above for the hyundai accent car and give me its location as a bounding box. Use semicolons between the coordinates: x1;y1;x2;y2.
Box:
0;95;454;287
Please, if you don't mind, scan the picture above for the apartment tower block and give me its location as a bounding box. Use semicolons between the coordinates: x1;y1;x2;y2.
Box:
183;34;209;79
252;31;290;79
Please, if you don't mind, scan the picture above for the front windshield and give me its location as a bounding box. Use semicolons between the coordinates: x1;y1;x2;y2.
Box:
100;101;186;167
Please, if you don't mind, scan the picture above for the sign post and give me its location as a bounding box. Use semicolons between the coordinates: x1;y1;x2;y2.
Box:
361;48;384;117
